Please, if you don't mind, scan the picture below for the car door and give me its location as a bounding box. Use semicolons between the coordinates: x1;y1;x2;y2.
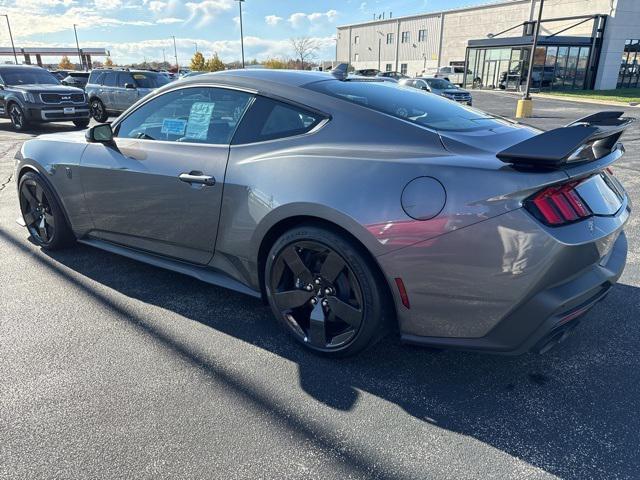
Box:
116;72;138;112
101;71;118;110
78;86;254;264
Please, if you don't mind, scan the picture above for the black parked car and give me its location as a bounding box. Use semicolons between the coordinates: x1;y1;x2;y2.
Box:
61;72;90;89
0;65;90;131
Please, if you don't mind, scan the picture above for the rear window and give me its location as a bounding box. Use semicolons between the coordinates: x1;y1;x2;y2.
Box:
131;72;170;88
232;96;323;144
425;78;453;89
305;80;495;132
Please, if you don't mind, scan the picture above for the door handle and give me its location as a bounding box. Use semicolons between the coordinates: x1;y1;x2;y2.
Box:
179;171;215;186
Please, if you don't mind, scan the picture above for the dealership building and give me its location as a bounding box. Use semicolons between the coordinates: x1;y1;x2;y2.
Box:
336;0;640;91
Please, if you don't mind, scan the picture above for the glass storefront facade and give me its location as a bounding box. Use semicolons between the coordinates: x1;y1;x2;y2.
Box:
465;44;591;91
618;39;640;88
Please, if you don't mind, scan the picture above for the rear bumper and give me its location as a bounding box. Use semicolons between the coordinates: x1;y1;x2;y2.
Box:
401;231;627;354
377;201;630;355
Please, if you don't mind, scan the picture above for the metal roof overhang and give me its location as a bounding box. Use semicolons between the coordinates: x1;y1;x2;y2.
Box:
467;35;593;48
0;47;109;55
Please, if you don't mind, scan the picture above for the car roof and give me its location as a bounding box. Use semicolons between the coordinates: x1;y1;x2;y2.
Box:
179;69;335;88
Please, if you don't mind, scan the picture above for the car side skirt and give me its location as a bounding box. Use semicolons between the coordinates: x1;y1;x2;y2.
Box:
79;238;261;298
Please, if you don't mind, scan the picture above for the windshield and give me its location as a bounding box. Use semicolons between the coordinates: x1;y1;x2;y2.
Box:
305;80;496;132
425;78;455;90
2;69;60;86
131;72;170;88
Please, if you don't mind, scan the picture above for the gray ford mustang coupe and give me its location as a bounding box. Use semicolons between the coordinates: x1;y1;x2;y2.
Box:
14;68;633;357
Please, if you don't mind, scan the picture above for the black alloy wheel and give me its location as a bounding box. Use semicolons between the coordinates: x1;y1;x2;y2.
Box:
90;99;108;122
266;225;389;357
9;103;28;131
18;172;75;250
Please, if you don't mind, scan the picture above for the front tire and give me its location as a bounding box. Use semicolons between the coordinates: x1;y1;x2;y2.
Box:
90;99;108;122
73;119;90;128
9;103;29;131
265;224;390;357
18;172;75;250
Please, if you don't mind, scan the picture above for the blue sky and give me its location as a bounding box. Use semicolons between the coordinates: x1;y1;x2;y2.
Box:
0;0;494;64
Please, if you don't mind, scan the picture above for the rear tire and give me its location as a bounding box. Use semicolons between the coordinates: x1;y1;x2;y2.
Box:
18;172;75;250
264;224;390;357
90;99;108;122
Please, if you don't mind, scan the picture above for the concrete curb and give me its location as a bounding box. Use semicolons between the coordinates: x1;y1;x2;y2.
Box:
473;88;640;108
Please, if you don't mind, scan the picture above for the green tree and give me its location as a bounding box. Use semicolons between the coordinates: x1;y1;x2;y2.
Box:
59;55;75;70
190;51;206;71
263;58;287;69
205;53;225;72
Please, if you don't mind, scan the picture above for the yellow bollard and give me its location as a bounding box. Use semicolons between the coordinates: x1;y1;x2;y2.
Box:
516;98;533;118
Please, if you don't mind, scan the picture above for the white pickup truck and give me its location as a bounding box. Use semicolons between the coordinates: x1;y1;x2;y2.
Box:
426;66;467;86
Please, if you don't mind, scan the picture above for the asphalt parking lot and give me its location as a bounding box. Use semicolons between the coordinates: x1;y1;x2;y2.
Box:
1;93;639;480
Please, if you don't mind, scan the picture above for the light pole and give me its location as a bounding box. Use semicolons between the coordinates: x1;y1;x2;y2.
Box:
1;15;18;65
171;35;179;72
236;0;245;68
162;48;166;65
517;0;544;118
73;24;83;70
376;31;384;71
193;42;198;53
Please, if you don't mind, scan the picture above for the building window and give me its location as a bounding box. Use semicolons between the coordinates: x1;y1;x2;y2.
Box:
354;35;359;45
400;63;408;75
354;53;359;62
386;33;394;44
401;31;410;43
418;30;427;42
386;63;392;71
618;39;640;88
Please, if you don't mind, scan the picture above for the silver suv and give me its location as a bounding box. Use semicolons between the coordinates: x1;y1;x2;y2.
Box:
86;69;170;122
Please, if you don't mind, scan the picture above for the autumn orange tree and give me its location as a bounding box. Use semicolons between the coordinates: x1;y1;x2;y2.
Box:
59;56;74;70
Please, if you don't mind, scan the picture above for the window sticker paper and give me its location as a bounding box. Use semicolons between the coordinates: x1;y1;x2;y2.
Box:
186;102;215;140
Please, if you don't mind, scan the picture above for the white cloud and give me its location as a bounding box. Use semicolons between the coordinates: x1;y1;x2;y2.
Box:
51;34;337;64
94;0;122;9
146;1;167;13
156;17;184;24
288;10;338;29
265;15;283;26
185;0;234;28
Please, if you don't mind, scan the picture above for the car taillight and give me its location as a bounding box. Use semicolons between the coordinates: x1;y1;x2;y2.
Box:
526;180;591;226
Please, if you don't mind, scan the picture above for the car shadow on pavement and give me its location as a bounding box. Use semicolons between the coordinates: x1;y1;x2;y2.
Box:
4;228;639;480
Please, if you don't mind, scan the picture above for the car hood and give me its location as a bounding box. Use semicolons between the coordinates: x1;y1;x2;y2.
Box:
10;84;84;93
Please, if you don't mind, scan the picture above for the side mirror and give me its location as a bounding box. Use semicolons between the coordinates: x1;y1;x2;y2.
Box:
124;83;136;89
421;86;429;91
0;84;4;90
86;123;114;144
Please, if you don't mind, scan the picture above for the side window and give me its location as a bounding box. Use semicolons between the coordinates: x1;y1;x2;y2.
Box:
90;71;105;85
115;87;253;145
102;72;117;87
118;72;134;88
232;96;324;145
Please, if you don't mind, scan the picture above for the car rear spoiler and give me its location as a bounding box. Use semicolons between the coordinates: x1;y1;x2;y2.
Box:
496;111;635;168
